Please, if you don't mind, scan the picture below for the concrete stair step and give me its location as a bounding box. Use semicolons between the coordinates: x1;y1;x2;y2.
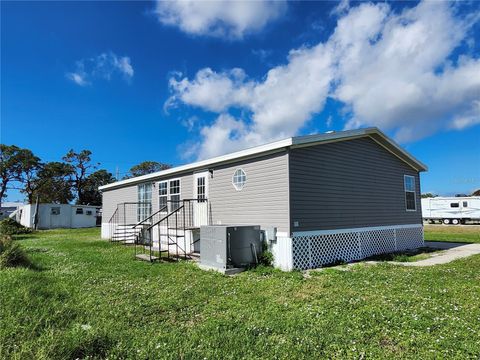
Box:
135;254;159;262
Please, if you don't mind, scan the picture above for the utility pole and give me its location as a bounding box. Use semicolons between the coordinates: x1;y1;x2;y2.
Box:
33;195;40;230
115;166;119;180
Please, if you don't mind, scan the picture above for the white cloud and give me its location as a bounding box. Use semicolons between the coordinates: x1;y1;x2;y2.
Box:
331;0;350;16
169;68;254;112
168;43;333;157
66;71;89;86
181;115;199;132
155;0;286;39
333;2;480;142
67;52;134;86
168;1;480;159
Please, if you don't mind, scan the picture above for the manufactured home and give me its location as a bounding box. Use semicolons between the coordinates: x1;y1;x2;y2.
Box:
18;203;100;229
0;202;24;220
100;127;427;270
422;197;480;225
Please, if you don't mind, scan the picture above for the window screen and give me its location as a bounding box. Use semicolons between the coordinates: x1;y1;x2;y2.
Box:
158;181;168;210
197;176;206;202
169;179;181;211
137;183;152;221
404;175;416;211
76;208;84;215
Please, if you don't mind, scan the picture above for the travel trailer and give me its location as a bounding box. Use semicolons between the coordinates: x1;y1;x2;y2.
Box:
421;197;480;225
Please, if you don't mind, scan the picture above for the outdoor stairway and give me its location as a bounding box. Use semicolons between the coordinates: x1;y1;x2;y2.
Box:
111;224;144;244
109;199;209;262
149;228;189;256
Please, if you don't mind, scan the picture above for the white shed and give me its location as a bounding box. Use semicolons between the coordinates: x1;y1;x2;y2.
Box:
19;204;100;229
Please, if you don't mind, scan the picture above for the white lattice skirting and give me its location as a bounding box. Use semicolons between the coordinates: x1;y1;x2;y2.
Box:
291;224;424;270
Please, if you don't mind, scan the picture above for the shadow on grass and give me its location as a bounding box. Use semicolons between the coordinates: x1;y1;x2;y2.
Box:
424;241;469;248
364;247;438;262
11;234;36;241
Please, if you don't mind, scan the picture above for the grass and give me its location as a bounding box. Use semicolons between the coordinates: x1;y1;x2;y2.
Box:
424;224;480;244
1;228;480;359
365;247;442;263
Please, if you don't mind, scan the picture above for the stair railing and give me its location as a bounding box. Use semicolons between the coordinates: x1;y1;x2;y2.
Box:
108;202;152;243
135;198;211;261
108;206;119;242
133;205;167;258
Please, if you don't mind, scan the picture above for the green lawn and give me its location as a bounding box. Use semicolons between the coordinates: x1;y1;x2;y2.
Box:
424;224;480;243
1;228;480;359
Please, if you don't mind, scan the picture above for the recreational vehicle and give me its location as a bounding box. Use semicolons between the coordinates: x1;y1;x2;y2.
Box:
422;197;480;225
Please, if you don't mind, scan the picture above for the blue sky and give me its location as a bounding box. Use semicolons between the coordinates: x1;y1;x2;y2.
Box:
1;0;479;201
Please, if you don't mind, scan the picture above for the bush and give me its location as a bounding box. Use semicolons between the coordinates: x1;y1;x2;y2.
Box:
0;235;31;268
258;250;274;266
0;218;32;235
256;237;274;267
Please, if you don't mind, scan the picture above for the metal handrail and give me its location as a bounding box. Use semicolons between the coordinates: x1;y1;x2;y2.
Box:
135;198;210;261
117;202;151;205
146;204;185;231
133;205;167;229
108;206;119;224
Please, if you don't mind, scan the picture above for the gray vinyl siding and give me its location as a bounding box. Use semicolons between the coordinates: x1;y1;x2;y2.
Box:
102;185;137;223
209;151;290;233
289;137;422;232
102;174;194;223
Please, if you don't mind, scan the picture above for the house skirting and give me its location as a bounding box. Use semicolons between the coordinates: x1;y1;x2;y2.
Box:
272;224;424;271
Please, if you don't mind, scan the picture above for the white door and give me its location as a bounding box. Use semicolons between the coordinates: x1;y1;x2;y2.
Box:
193;171;209;227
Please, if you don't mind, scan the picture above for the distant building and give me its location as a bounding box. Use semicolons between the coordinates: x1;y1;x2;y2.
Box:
0;202;24;220
18;204;101;229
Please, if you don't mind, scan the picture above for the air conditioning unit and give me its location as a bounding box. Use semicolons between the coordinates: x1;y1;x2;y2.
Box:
200;225;262;274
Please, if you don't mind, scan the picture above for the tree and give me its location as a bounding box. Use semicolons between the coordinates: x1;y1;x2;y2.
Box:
63;149;98;204
81;170;115;205
32;162;75;203
124;161;171;179
471;189;480;196
421;193;437;198
17;149;42;203
0;145;25;206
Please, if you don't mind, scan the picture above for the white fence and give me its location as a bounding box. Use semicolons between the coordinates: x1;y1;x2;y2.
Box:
274;224;424;271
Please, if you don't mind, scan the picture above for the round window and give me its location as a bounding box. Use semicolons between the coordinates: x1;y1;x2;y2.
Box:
232;168;247;190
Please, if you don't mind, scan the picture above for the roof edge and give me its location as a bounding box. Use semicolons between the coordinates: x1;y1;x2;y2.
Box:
99;127;427;191
99;138;293;190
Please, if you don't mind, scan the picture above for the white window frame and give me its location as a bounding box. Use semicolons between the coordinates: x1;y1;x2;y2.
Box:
196;176;206;201
404;175;416;212
157;178;182;212
232;168;247;191
137;183;153;221
168;178;182;211
158;180;168;212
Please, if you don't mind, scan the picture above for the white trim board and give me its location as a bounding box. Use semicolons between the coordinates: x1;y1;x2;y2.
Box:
292;224;423;237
